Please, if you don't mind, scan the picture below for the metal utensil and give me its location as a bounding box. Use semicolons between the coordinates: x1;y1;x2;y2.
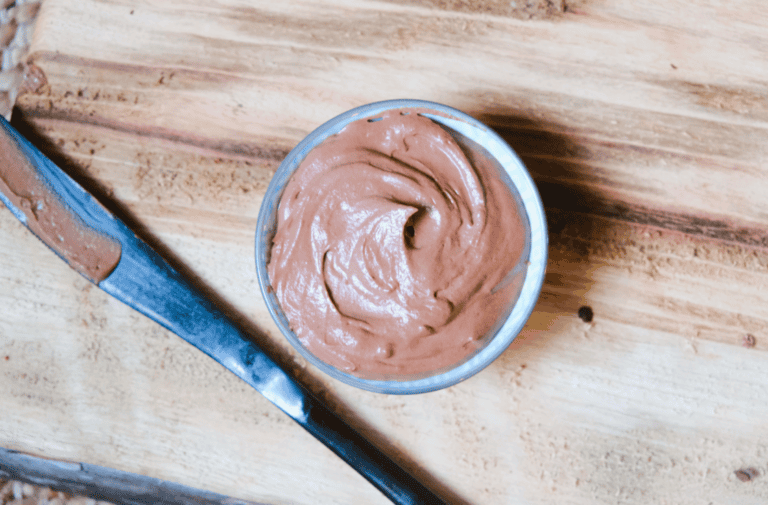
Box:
0;115;445;505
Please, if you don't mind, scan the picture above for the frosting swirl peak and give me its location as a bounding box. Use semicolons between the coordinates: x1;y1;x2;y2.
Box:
268;109;526;377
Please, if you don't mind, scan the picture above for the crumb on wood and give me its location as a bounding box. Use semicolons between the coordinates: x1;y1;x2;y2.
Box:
734;467;759;482
742;333;757;348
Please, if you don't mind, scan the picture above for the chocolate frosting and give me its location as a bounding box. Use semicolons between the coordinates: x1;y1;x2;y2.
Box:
0;131;121;283
268;109;525;377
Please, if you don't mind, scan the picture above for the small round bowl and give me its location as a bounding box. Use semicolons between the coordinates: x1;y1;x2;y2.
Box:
256;99;547;394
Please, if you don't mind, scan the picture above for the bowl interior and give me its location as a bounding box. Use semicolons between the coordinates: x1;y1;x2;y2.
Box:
255;99;547;394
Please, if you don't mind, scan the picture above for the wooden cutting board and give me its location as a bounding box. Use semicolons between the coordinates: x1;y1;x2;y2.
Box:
2;0;768;503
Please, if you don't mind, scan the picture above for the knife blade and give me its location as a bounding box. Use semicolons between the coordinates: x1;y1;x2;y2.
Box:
0;115;446;505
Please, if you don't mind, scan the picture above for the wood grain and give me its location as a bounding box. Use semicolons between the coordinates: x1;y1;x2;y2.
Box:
2;0;768;504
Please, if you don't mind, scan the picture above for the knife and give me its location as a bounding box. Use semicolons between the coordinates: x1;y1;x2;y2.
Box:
0;115;446;505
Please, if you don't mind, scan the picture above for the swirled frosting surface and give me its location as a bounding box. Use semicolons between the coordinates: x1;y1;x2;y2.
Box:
268;109;526;376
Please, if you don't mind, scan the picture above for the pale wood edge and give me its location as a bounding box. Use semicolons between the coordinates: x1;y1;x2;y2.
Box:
0;447;266;505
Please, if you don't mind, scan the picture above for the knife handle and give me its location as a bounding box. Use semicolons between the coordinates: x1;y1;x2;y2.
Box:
100;229;446;505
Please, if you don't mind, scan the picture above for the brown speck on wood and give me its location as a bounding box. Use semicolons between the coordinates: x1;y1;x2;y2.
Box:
743;334;757;348
671;63;678;69
734;468;759;482
578;305;593;323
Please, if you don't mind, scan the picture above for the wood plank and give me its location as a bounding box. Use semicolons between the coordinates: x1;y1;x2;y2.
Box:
2;0;768;503
0;448;261;505
20;0;768;239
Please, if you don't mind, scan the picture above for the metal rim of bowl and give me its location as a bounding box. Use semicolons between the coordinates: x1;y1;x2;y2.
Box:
255;99;548;394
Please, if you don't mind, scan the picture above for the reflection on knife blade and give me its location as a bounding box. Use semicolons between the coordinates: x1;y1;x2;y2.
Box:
0;115;446;505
